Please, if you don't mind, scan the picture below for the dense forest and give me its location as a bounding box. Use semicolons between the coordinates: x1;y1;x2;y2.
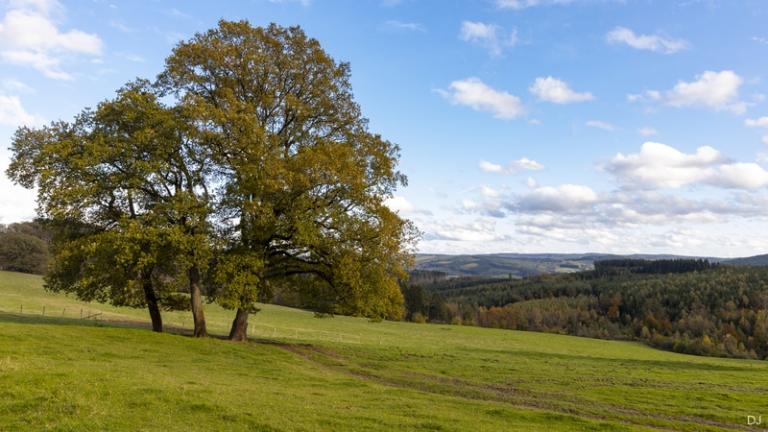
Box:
403;259;768;360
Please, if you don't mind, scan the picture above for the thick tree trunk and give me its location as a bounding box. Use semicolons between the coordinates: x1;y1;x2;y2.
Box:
142;277;163;333
228;308;249;341
189;265;207;337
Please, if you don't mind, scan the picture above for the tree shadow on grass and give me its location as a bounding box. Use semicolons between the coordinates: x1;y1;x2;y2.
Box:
0;311;302;344
0;311;197;336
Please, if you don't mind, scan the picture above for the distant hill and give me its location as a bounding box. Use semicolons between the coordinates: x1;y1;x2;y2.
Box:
413;253;724;278
724;254;768;266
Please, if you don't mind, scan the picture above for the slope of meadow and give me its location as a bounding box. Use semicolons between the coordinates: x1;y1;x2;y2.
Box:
0;271;765;431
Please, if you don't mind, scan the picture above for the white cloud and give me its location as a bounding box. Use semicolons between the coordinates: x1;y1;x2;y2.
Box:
638;127;658;136
496;0;575;9
745;117;768;128
384;20;426;32
7;0;60;15
440;77;525;120
666;70;745;112
0;0;103;80
511;157;544;171
384;195;415;213
0;173;36;223
268;0;311;5
514;184;599;212
424;219;509;242
586;120;615;131
0;94;43;127
479;157;543;174
714;163;768;189
606;142;722;189
632;71;746;114
606;26;688;54
606;142;768;190
108;20;134;33
116;52;145;63
530;77;594;104
459;21;517;56
1;78;33;93
479;160;503;173
745;117;768;145
480;185;500;198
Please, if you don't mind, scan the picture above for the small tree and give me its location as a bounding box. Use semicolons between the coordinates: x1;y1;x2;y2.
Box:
0;231;48;274
159;21;417;340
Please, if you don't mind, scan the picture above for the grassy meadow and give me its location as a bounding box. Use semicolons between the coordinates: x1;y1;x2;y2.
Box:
0;270;766;431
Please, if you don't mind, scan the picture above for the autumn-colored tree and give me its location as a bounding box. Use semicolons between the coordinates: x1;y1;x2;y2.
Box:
159;21;417;340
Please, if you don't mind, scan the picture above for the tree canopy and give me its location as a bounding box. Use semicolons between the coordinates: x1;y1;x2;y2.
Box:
6;20;417;340
156;21;417;339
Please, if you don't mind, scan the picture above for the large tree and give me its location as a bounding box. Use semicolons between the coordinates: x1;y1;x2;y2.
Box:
159;21;417;340
7;82;215;334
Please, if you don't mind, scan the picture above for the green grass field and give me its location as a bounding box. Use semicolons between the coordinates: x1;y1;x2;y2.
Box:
1;271;765;431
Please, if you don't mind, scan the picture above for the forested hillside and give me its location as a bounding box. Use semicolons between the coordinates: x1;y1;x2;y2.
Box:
403;259;768;359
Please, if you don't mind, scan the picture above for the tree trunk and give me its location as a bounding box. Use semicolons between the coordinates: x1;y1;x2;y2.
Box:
228;308;249;341
189;265;207;337
142;277;163;333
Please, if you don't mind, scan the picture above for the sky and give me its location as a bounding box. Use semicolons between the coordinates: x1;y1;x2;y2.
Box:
2;0;768;257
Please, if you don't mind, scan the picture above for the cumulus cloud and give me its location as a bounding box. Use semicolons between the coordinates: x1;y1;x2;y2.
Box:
459;178;768;248
439;77;525;120
606;142;768;190
459;21;517;56
0;94;43;127
630;70;746;114
0;0;103;80
384;195;415;213
666;71;744;112
384;195;432;216
514;184;599;211
530;77;594;104
606;26;688;54
479;157;543;174
586;120;615;131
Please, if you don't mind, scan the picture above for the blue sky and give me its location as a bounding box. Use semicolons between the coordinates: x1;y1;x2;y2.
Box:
2;0;768;257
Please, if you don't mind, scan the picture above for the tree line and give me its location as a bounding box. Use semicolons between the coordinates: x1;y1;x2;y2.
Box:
6;21;417;341
403;260;768;359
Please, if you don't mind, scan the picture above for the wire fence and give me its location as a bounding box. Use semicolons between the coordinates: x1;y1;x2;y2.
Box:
4;304;105;321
